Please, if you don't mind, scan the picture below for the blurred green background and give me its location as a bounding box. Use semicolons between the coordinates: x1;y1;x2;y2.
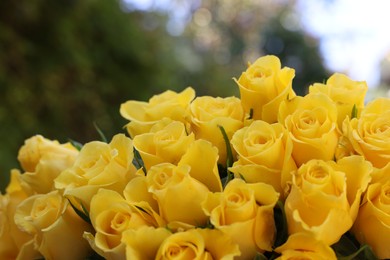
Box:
0;0;329;192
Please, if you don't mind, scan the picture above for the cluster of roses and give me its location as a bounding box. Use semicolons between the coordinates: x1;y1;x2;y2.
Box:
1;55;390;259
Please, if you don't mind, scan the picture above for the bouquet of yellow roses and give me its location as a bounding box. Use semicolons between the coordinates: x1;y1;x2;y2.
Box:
1;55;388;260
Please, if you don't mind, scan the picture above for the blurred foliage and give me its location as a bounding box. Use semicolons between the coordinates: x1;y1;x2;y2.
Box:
0;0;328;191
261;7;329;95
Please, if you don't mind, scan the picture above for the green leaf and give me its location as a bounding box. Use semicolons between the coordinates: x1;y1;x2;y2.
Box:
332;232;378;260
85;251;105;260
197;219;215;229
133;147;147;175
218;125;233;168
273;200;288;248
218;163;228;179
238;173;247;182
337;244;378;260
248;108;254;120
253;252;268;260
67;198;91;225
218;125;234;187
93;122;108;143
68;138;83;151
351;104;358;119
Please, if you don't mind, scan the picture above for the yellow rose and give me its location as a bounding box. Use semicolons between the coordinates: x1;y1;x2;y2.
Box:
190;96;244;165
178;139;222;192
54;134;137;210
202;178;279;259
14;190;92;260
309;73;368;128
333;156;372;220
84;188;163;260
285;157;372;245
155;228;240;260
0;170;39;260
341;97;390;168
123;175;160;214
17;135;78;194
120;87;195;137
122;226;171;260
275;233;337;260
279;92;340;166
146;163;210;227
229;120;296;195
235;55;296;123
352;171;390;259
133;120;195;170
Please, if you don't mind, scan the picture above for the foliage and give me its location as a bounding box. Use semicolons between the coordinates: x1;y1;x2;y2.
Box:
0;0;328;191
0;0;181;190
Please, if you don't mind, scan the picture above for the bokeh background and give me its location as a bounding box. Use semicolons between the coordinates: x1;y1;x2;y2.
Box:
1;0;390;191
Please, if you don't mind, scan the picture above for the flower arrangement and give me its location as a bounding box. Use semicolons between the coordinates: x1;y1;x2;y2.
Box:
1;55;389;260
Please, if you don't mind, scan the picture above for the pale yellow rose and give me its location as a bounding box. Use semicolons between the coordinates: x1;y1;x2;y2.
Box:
123;174;160;214
285;157;371;245
17;135;78;194
122;226;171;260
309;73;368;128
352;171;390;259
190;96;244;165
120;87;195;137
202;178;279;259
235;55;296;123
178;139;222;192
229;120;296;196
341;97;390;168
133;120;195;170
275;233;337;260
55;134;137;210
332;156;373;220
0;170;39;260
14;190;92;260
146;163;210;227
279;92;340;166
155;228;240;260
84;188;164;260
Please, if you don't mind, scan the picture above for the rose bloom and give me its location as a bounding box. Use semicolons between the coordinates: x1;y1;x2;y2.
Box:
122;226;171;259
229;120;296;196
84;188;164;260
285;156;372;245
17;135;78;194
120;87;195;137
279;92;340;166
341;97;390;168
177;139;222;192
352;164;390;259
309;73;367;128
133;120;195;170
122;175;160;215
155;228;240;260
190;96;244;165
235;55;295;123
146;163;210;227
275;233;337;260
55;134;137;210
14;190;92;260
202;178;279;259
0;170;38;260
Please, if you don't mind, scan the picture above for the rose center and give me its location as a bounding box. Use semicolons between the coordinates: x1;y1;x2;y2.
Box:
376;124;390;134
111;213;129;232
381;184;390;204
167;246;181;257
255;135;269;145
253;70;265;78
156;172;171;186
